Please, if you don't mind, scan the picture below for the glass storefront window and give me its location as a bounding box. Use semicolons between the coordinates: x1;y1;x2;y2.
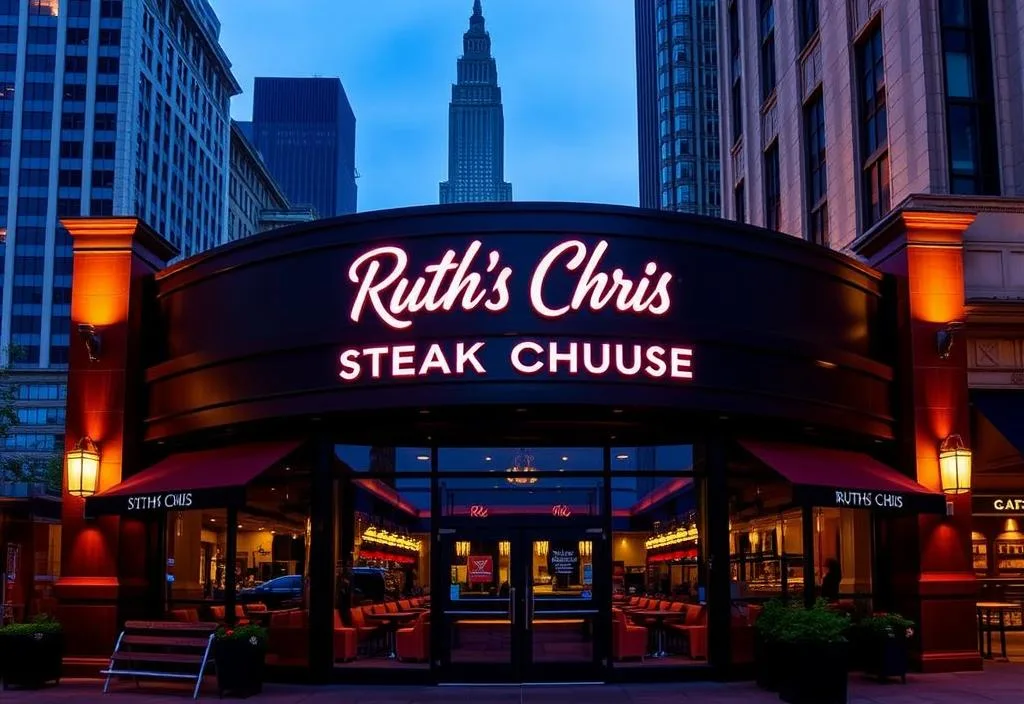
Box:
335;474;431;669
438;447;604;473
162;461;313;666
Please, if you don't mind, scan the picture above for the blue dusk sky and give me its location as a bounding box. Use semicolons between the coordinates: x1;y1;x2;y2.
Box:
212;0;639;213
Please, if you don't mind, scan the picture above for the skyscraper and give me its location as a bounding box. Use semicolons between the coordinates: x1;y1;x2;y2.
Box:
0;0;239;463
634;0;721;215
439;1;512;204
248;77;357;218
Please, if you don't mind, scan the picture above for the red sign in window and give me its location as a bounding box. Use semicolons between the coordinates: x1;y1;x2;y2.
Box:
468;555;493;584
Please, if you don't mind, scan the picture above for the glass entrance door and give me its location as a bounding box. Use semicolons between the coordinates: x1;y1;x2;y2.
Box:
435;526;608;682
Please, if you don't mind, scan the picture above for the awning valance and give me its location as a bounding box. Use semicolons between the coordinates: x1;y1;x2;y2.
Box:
86;441;303;516
739;440;946;514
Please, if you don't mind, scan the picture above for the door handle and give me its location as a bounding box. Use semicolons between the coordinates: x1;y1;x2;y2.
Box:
509;586;515;626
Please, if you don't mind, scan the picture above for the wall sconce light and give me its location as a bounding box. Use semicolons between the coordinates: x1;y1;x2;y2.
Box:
66;436;100;498
78;323;102;362
936;321;964;360
938;434;972;495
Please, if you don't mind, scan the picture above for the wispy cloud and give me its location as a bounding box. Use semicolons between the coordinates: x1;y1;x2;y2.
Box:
212;0;638;211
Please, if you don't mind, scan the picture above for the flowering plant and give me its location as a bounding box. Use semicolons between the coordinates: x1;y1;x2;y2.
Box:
861;612;914;639
215;623;267;647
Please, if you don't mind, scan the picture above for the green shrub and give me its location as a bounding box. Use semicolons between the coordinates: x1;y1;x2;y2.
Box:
754;598;791;642
775;599;849;645
0;613;62;636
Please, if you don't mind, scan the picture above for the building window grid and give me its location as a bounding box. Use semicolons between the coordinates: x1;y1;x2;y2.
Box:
763;141;781;231
804;92;828;245
759;1;776;102
856;25;890;229
798;0;819;48
734;179;746;224
729;1;742;143
939;0;999;195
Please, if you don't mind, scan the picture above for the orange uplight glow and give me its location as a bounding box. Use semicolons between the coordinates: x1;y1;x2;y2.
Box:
903;212;972;324
63;218;142;327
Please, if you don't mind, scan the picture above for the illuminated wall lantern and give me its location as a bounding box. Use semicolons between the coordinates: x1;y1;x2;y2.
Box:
66;437;100;498
938;434;972;495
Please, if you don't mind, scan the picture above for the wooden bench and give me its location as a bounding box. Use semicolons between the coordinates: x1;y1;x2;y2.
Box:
101;621;217;700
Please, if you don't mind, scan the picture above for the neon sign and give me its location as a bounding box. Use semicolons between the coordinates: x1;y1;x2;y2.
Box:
469;504;489;518
551;504;572;518
340;239;693;384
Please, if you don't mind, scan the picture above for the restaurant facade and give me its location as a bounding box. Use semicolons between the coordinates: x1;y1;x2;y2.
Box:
52;201;984;683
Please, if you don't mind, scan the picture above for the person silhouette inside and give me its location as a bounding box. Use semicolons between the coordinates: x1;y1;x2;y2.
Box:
821;559;842;602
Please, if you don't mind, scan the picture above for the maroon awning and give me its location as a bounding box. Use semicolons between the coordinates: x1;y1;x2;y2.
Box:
86;441;303;516
739;440;945;513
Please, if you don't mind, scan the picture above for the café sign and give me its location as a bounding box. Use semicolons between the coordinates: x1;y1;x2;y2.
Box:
973;495;1024;515
338;239;694;383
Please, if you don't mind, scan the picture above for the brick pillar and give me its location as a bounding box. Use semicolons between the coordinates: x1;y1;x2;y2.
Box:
855;207;981;672
55;218;176;661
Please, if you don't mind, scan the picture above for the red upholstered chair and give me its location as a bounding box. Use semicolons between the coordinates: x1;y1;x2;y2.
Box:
628;596;640;607
349;606;381;654
169;608;199;622
209;605;226;622
385;601;399;614
333;610;358;662
246;602;268;613
396;612;430;662
267;610;309;666
398;599;412;610
612;608;647;661
234;605;250;624
666;604;708;658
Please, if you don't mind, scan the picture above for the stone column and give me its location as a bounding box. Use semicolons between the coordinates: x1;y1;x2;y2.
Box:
55;218;176;661
853;205;981;672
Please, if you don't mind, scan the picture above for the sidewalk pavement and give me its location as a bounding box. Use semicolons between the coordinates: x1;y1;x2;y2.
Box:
3;663;1022;703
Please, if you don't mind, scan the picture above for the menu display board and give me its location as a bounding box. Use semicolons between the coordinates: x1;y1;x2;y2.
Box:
549;547;579;576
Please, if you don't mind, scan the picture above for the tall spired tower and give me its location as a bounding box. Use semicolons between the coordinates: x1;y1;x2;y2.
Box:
439;1;513;203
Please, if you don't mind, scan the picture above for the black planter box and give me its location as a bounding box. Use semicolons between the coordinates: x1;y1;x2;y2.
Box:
777;640;849;704
755;636;783;691
214;638;266;698
864;632;909;683
0;632;63;690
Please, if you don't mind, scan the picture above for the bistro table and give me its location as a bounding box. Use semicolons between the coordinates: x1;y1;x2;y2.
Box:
366;611;419;659
629;609;675;658
976;602;1020;661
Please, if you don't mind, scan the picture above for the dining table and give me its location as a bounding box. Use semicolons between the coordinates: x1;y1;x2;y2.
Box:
365;611;419;659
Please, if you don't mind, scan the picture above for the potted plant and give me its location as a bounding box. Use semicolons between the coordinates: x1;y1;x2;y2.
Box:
860;613;913;683
753;599;789;691
213;624;268;698
776;599;850;704
0;614;63;690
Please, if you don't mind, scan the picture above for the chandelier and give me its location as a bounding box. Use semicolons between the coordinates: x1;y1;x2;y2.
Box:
506;448;538;485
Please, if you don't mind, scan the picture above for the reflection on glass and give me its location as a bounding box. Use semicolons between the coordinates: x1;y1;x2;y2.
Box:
446;536;513;665
530;538;595;663
611;476;706;669
336;478;431;669
438;447;604;472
